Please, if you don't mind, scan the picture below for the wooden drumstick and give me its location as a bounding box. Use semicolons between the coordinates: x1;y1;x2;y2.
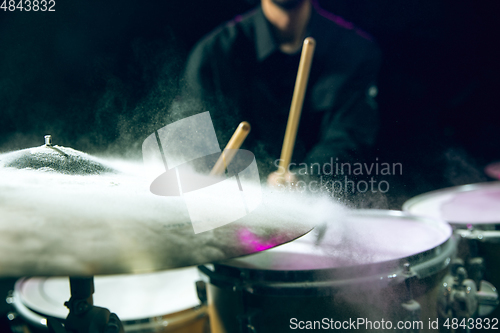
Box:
210;121;251;176
278;37;316;174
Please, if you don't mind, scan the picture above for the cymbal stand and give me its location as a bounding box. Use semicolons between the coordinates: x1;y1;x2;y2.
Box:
47;277;124;333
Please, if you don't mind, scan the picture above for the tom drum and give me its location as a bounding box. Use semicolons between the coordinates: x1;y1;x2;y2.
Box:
199;210;455;333
8;267;208;333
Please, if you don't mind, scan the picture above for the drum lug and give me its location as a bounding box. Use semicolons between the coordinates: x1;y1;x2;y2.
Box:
400;263;422;333
196;280;208;304
467;257;485;289
400;301;421;333
450;268;477;318
237;308;259;333
438;263;479;329
465;257;499;317
47;318;67;333
402;263;418;300
237;271;260;333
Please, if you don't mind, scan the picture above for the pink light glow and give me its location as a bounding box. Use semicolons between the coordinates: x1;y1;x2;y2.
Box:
237;228;280;252
312;0;374;41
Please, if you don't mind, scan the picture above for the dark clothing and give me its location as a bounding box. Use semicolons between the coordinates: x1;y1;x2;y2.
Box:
173;4;381;175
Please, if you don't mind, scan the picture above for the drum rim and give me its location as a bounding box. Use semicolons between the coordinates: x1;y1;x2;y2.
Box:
200;210;455;295
402;181;500;225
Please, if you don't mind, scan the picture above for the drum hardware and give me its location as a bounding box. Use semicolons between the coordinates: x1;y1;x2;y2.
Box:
400;263;421;333
456;229;500;243
467;257;485;289
438;258;499;332
403;182;500;322
449;268;476;321
195;281;208;304
43;135;68;158
452;236;500;318
236;309;258;333
476;281;499;317
47;277;124;333
467;258;500;318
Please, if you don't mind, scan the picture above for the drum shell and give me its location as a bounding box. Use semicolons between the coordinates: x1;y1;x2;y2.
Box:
480;241;500;293
204;269;448;333
480;241;500;321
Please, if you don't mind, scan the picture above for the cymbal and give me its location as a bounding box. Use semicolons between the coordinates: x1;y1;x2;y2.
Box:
0;157;320;277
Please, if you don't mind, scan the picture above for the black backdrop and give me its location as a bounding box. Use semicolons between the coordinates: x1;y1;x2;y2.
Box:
0;0;499;200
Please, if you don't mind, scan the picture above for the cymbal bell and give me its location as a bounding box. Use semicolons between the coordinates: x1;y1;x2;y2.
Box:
0;157;318;277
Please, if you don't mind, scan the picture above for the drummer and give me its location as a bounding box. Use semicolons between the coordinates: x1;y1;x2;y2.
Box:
170;0;381;186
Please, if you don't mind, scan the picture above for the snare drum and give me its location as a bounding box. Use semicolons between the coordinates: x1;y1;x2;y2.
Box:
404;182;500;319
9;267;208;333
199;210;455;333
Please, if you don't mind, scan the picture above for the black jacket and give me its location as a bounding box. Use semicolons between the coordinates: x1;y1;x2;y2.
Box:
171;4;382;176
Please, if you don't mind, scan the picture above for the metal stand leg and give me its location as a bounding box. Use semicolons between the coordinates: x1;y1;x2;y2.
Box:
47;277;124;333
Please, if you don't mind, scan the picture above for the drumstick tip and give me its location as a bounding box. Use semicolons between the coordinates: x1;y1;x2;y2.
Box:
239;121;251;133
304;37;316;46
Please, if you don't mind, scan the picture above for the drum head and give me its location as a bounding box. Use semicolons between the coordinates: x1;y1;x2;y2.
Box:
219;210;452;281
15;267;201;321
403;182;500;224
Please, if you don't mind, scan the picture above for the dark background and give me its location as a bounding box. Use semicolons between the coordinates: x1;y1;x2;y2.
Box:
0;0;499;198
